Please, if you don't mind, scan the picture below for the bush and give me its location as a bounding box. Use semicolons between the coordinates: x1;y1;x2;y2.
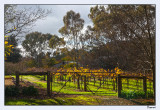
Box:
26;59;37;68
22;86;39;96
134;91;145;99
147;91;154;98
5;86;19;97
62;63;76;68
120;90;154;99
120;90;145;99
46;58;57;67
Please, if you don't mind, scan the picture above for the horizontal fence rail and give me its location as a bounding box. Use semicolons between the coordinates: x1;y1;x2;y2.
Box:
117;74;152;98
18;72;48;75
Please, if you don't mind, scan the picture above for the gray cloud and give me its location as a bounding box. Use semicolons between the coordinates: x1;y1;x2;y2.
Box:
18;5;95;36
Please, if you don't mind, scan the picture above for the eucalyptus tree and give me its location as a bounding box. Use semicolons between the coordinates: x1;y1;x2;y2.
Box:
22;32;65;67
59;10;84;89
88;5;155;97
109;5;155;98
22;32;51;67
49;34;66;58
49;35;65;50
59;10;84;68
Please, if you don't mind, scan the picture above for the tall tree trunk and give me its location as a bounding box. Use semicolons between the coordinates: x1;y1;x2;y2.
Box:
144;6;155;99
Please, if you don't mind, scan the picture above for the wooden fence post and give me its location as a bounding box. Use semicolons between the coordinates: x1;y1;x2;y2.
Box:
118;74;122;97
16;71;19;88
84;75;87;91
47;72;51;97
143;76;147;98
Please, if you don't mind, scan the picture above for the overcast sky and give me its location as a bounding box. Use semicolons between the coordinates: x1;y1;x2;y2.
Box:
16;5;96;55
17;5;95;37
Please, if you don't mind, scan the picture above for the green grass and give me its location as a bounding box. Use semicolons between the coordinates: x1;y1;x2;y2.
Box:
5;95;100;105
20;75;117;96
5;98;64;105
5;75;12;79
121;79;153;92
5;75;154;105
7;75;153;96
120;90;154;99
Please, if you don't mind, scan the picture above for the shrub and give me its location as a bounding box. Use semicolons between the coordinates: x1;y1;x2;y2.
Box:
5;86;19;97
26;59;37;68
134;91;145;99
62;63;76;68
147;91;154;98
22;86;39;96
120;90;145;99
61;56;72;61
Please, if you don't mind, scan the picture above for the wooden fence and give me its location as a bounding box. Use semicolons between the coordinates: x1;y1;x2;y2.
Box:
11;71;153;98
15;71;52;96
117;74;148;98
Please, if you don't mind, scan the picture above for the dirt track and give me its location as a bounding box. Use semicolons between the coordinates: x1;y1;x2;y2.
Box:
5;78;14;87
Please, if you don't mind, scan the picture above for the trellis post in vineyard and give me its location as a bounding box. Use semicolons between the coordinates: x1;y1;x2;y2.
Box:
84;75;87;91
99;77;101;87
81;75;83;90
64;74;66;86
73;74;75;84
94;75;96;86
77;73;80;89
106;77;108;88
43;74;46;81
103;75;104;88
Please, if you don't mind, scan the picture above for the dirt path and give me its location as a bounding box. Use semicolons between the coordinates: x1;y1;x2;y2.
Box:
56;95;138;105
5;77;14;87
